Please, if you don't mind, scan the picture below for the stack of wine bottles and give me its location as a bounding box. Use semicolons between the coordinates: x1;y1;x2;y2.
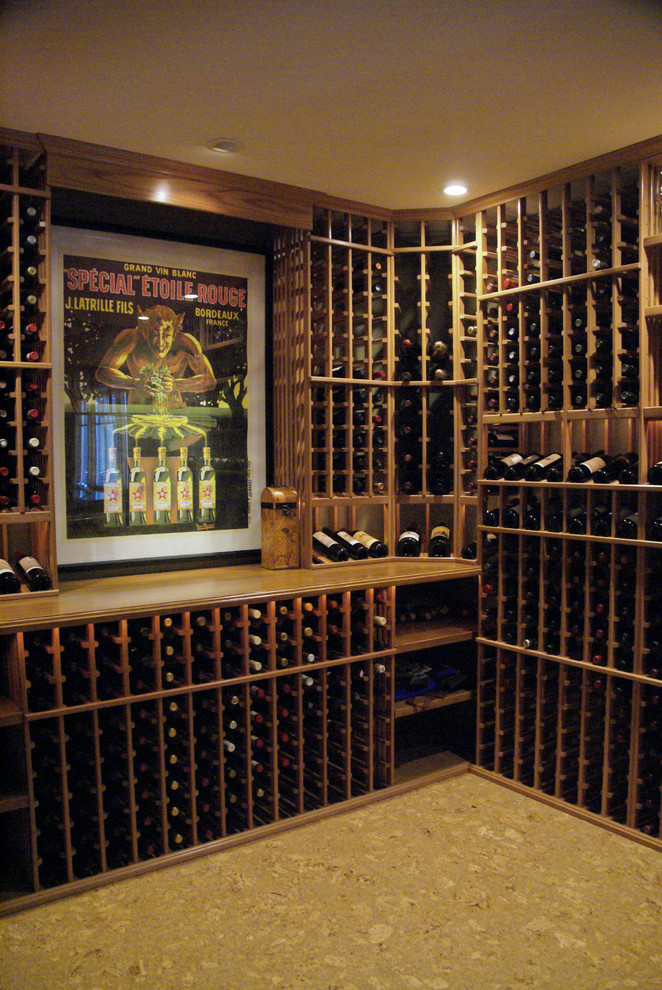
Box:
310;377;389;497
0;142;55;597
479;530;647;664
394;386;455;497
19;591;395;889
477;647;637;823
481;454;662;540
480;183;640;418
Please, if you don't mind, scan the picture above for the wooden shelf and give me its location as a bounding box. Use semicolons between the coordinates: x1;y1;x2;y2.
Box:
0;698;21;728
0;559;480;633
394;688;473;718
0;793;28;814
393;750;469;784
395;620;475;654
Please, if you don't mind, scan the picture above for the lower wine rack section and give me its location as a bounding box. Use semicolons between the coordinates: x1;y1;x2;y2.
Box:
477;647;662;841
25;662;392;890
0;565;478;911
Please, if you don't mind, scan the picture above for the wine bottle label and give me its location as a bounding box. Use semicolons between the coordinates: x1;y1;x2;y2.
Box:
430;525;450;539
104;481;122;514
536;453;562;468
18;555;40;573
353;530;378;549
153;478;171;510
199;477;216;509
502;454;523;467
129;482;146;511
177;480;193;510
581;456;607;472
399;530;421;542
0;559;13;575
336;529;361;547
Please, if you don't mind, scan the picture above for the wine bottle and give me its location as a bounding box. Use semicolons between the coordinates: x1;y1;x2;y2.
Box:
523;452;563;481
15;553;52;590
0;558;20;594
128;446;147;525
351;529;388;558
567;453;609;482
503;452;541;481
152;446;172;524
176;446;194;524
484;452;523;481
198;446;216;523
328;528;368;560
312;530;349;562
428;525;451;557
593;452;638;484
395;527;421;557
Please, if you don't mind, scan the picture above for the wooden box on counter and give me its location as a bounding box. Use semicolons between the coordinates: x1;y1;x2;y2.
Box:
261;487;300;569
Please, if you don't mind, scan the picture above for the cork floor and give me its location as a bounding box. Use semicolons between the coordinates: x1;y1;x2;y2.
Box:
2;772;662;990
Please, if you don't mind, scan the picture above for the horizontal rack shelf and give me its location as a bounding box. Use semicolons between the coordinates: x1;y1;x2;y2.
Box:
477;525;650;546
476;262;641;300
394;687;473;718
482;408;638;424
477;479;653;491
22;652;398;721
0;793;29;814
476;638;662;686
395;620;475;653
0;698;21;727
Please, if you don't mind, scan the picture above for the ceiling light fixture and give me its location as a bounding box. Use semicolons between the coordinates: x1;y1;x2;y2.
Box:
210;138;241;154
443;183;468;196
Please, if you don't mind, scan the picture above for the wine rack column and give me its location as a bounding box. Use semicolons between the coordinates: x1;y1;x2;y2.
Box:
0;132;56;597
392;217;476;557
305;205;394;565
471;158;662;848
451;214;479;556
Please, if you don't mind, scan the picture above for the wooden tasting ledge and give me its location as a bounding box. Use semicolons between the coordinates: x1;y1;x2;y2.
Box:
0;559;480;633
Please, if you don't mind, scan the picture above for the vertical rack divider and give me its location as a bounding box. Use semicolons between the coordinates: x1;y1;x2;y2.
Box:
21;715;40;892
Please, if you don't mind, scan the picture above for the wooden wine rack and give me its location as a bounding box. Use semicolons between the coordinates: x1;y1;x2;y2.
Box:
0;560;477;911
273;205;480;565
470;152;662;850
7;123;662;908
0;132;56;598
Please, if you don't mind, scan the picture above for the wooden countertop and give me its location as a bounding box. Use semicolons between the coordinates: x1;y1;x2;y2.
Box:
3;558;480;632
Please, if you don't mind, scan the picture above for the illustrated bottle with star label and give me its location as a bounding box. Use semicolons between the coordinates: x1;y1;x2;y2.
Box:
198;446;216;523
104;446;124;527
152;446;172;525
128;446;147;526
176;446;194;524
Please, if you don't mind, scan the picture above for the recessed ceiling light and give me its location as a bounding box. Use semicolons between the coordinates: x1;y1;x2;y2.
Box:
210;138;242;154
443;183;468;196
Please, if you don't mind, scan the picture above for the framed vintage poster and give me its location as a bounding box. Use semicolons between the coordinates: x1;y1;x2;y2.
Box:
50;226;267;568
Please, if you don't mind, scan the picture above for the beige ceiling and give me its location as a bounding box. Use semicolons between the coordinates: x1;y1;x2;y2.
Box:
2;0;662;211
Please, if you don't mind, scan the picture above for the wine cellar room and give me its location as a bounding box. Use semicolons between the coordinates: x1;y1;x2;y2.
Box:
3;0;662;987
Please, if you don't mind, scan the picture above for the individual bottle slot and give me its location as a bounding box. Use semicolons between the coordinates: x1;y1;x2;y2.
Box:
395;526;421;557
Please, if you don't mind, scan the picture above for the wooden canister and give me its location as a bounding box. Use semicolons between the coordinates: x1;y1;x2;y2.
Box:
260;487;299;569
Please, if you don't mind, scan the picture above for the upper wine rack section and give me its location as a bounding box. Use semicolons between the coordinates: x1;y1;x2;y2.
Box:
0;135;55;598
476;164;641;419
273;204;480;567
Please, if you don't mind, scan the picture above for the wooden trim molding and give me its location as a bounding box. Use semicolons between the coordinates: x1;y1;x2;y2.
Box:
38;133;316;230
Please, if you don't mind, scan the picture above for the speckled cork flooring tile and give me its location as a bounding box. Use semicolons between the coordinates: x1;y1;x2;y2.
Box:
2;772;662;990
